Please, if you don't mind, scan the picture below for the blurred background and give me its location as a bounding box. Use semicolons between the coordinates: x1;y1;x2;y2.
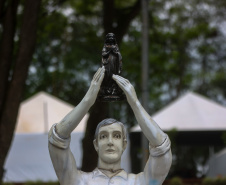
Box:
0;0;226;184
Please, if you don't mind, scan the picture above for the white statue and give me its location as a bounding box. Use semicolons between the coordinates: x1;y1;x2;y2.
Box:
48;67;172;185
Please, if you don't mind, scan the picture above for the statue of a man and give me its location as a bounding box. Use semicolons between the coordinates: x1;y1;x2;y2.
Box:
48;67;172;185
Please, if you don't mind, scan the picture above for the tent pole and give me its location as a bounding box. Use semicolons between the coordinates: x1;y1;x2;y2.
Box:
43;101;49;134
141;0;149;169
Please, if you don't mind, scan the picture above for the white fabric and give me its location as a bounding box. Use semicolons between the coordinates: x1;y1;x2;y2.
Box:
149;136;171;157
131;91;226;132
78;168;158;185
3;133;83;182
207;148;226;177
48;123;71;149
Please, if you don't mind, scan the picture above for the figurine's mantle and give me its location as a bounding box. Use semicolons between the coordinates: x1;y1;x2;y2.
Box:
98;33;125;102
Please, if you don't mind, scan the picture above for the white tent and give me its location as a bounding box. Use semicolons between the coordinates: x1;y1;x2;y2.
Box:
131;91;226;132
3;133;84;182
4;92;88;182
15;91;88;133
207;148;226;177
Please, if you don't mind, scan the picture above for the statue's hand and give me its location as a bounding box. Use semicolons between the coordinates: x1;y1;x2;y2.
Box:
112;75;138;105
85;67;105;105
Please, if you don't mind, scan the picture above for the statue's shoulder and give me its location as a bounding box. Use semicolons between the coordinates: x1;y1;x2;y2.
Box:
127;172;147;184
79;170;93;179
127;172;137;179
77;170;93;184
80;170;92;174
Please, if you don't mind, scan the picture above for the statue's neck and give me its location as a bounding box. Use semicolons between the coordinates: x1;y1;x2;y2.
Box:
97;158;121;173
98;167;123;178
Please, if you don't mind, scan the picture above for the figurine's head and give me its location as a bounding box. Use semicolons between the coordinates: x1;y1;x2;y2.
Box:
105;33;116;45
93;118;127;164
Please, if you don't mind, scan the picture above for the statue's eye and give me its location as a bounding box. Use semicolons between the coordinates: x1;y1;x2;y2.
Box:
100;134;107;139
114;133;121;139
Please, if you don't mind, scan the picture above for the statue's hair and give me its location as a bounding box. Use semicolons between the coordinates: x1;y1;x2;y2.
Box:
94;118;127;142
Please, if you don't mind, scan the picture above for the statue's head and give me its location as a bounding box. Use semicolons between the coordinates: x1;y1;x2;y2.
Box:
105;33;116;45
93;118;127;164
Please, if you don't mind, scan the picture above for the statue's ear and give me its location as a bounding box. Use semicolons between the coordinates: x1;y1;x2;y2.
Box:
123;140;127;151
93;139;98;152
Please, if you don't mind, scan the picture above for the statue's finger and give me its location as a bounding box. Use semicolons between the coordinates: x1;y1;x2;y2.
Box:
114;75;128;86
112;74;117;80
114;75;130;84
94;67;104;81
112;75;121;82
93;68;101;81
113;75;124;84
122;78;130;84
115;80;124;90
112;75;117;82
99;71;105;83
97;68;105;82
114;77;128;90
113;75;122;85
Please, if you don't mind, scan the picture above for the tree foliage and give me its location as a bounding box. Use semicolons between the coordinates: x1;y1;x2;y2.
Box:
25;0;226;130
0;0;41;182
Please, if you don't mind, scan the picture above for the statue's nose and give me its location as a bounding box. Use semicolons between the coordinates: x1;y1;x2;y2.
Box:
107;136;113;146
108;142;113;146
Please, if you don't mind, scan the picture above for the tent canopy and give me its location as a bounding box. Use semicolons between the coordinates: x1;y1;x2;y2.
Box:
16;91;88;133
4;133;131;182
207;148;226;177
131;91;226;132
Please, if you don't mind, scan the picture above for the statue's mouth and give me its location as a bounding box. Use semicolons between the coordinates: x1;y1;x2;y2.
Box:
106;149;115;152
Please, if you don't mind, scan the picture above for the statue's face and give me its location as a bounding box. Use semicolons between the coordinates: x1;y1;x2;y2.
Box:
94;123;126;164
106;33;116;45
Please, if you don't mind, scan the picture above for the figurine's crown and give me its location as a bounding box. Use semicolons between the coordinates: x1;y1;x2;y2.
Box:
106;33;115;38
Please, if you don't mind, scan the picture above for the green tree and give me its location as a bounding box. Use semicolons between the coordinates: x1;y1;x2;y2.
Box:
0;0;41;182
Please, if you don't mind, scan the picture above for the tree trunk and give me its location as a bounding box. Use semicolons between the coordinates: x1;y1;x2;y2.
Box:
81;0;141;171
103;0;114;35
114;0;141;44
0;0;6;19
0;0;19;122
81;102;109;171
103;0;141;45
0;0;19;181
0;0;41;182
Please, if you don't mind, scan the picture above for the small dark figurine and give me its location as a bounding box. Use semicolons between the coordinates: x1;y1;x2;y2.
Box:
97;33;125;101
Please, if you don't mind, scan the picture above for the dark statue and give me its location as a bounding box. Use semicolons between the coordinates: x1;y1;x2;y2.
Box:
97;33;125;101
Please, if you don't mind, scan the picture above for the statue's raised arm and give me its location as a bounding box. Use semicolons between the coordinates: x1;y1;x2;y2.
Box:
48;67;105;185
113;74;172;184
112;74;165;146
55;67;105;138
